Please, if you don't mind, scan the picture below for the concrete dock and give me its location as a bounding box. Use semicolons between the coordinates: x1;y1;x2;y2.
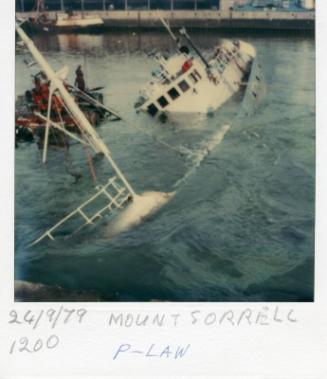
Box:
16;9;314;31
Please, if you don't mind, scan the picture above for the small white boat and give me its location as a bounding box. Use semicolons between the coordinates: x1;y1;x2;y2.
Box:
55;12;104;28
135;19;256;117
26;0;104;33
27;12;104;32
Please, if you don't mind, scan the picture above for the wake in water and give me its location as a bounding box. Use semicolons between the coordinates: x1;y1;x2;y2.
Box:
106;124;230;238
106;191;175;238
173;124;230;188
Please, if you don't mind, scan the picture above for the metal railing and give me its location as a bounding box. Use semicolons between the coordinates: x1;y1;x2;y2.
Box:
30;176;130;245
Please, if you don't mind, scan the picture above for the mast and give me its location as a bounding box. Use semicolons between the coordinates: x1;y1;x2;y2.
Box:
36;0;45;13
15;22;136;197
158;14;180;47
179;28;211;70
159;16;211;71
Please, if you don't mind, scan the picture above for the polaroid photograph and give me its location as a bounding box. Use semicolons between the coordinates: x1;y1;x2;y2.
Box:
13;0;315;303
0;0;326;377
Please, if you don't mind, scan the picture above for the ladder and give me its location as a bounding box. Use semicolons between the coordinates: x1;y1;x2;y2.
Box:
31;176;130;246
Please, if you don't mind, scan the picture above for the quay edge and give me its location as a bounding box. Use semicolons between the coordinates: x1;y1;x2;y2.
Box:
16;10;315;31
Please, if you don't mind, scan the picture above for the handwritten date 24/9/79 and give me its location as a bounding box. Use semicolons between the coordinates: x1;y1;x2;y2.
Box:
9;307;87;329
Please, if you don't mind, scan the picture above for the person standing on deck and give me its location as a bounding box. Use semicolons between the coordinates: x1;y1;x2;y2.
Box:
75;65;86;92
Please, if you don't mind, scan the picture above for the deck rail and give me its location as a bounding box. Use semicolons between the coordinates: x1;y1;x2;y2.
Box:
30;176;130;245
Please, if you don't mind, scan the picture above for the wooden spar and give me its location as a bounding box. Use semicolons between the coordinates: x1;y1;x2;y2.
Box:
68;84;122;120
34;112;90;146
42;84;54;163
16;23;136;197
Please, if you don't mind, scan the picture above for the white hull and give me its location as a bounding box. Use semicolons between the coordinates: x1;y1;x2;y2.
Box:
158;59;246;113
136;40;256;116
56;14;104;27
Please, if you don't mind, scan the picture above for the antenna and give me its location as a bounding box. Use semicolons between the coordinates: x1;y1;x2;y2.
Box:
158;13;180;47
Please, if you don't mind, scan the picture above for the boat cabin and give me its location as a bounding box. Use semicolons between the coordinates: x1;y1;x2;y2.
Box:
136;38;256;116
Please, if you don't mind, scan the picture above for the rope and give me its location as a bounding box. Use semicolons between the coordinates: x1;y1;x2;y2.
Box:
84;143;97;185
54;93;68;149
64;148;82;182
62;87;189;160
54;93;98;183
120;117;191;159
49;94;84;181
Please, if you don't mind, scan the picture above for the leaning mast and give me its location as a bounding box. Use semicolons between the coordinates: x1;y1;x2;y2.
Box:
16;22;136;197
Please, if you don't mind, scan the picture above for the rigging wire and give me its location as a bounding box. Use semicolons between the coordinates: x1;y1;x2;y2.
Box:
51;92;84;181
60;93;102;182
84;143;98;185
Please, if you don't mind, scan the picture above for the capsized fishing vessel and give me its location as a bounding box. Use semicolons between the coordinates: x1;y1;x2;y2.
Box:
135;17;257;117
15;21;174;246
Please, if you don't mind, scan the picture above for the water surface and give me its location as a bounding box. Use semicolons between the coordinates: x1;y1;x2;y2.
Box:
15;30;315;301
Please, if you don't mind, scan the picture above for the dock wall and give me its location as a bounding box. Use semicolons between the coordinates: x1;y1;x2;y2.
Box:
17;10;315;30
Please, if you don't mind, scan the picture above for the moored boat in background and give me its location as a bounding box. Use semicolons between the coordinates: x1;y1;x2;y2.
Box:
23;0;104;33
26;12;104;33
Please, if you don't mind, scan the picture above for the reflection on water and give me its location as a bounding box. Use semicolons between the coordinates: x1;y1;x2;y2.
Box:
57;33;105;51
15;30;315;302
31;29;314;56
30;30;229;55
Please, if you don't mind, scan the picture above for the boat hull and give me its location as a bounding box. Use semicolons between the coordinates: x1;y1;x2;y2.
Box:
23;14;105;33
137;40;256;116
24;22;105;33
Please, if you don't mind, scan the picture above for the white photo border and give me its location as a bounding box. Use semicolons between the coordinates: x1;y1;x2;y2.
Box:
0;1;326;377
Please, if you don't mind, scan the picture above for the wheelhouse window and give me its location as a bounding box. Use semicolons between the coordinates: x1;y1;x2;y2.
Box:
167;87;180;100
189;72;198;84
178;80;190;92
147;103;159;116
157;95;169;108
193;69;202;80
